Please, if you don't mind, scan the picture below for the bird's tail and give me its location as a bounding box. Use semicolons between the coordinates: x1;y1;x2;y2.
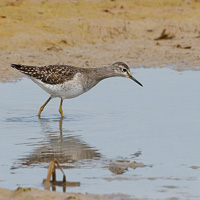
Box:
11;64;37;77
11;64;23;70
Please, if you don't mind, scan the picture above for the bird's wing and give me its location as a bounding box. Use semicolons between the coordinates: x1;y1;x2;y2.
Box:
11;64;78;84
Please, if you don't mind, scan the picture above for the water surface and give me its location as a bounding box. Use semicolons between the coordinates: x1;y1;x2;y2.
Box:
0;68;200;199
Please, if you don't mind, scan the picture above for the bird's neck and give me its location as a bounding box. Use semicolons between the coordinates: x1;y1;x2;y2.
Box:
90;66;115;81
81;67;115;91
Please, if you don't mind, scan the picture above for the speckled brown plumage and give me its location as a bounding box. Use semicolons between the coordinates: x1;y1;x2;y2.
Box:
11;64;83;84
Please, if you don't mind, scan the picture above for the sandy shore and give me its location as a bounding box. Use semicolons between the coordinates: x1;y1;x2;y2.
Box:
0;187;139;200
0;0;200;81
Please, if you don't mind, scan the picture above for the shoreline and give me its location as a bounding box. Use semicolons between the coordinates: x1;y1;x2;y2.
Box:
0;187;135;200
0;0;200;81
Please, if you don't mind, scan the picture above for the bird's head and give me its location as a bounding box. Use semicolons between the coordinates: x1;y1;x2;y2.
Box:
110;62;143;87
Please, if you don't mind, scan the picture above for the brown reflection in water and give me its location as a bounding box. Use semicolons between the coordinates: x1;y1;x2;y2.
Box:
43;159;80;192
108;160;146;175
13;117;101;168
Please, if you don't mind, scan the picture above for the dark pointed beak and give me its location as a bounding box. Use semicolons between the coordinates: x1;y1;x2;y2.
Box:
128;72;143;87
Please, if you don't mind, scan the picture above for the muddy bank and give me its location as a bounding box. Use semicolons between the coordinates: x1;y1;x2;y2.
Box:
0;187;139;200
0;0;200;81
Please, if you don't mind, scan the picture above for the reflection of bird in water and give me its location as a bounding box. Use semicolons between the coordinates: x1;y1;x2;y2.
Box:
11;62;142;117
13;118;101;168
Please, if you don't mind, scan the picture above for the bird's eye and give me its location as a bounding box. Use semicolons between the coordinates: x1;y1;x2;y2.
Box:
122;68;127;72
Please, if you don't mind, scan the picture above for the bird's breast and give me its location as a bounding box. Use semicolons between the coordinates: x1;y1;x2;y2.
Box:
57;73;87;98
31;73;99;99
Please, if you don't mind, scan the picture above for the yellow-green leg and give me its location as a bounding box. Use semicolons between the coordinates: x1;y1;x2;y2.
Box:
38;97;51;118
59;99;64;118
59;117;63;136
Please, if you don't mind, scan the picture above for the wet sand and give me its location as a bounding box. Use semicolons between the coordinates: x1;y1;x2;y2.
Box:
0;187;136;200
0;0;200;81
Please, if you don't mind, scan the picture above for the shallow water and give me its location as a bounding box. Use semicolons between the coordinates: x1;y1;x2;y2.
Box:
0;68;200;199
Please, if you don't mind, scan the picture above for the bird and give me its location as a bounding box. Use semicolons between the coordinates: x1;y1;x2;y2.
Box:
11;62;143;118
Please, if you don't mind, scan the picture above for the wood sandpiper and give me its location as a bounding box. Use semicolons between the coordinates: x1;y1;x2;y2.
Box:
11;62;143;118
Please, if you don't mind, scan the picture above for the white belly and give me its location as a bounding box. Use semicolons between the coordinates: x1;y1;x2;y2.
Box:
30;74;87;99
